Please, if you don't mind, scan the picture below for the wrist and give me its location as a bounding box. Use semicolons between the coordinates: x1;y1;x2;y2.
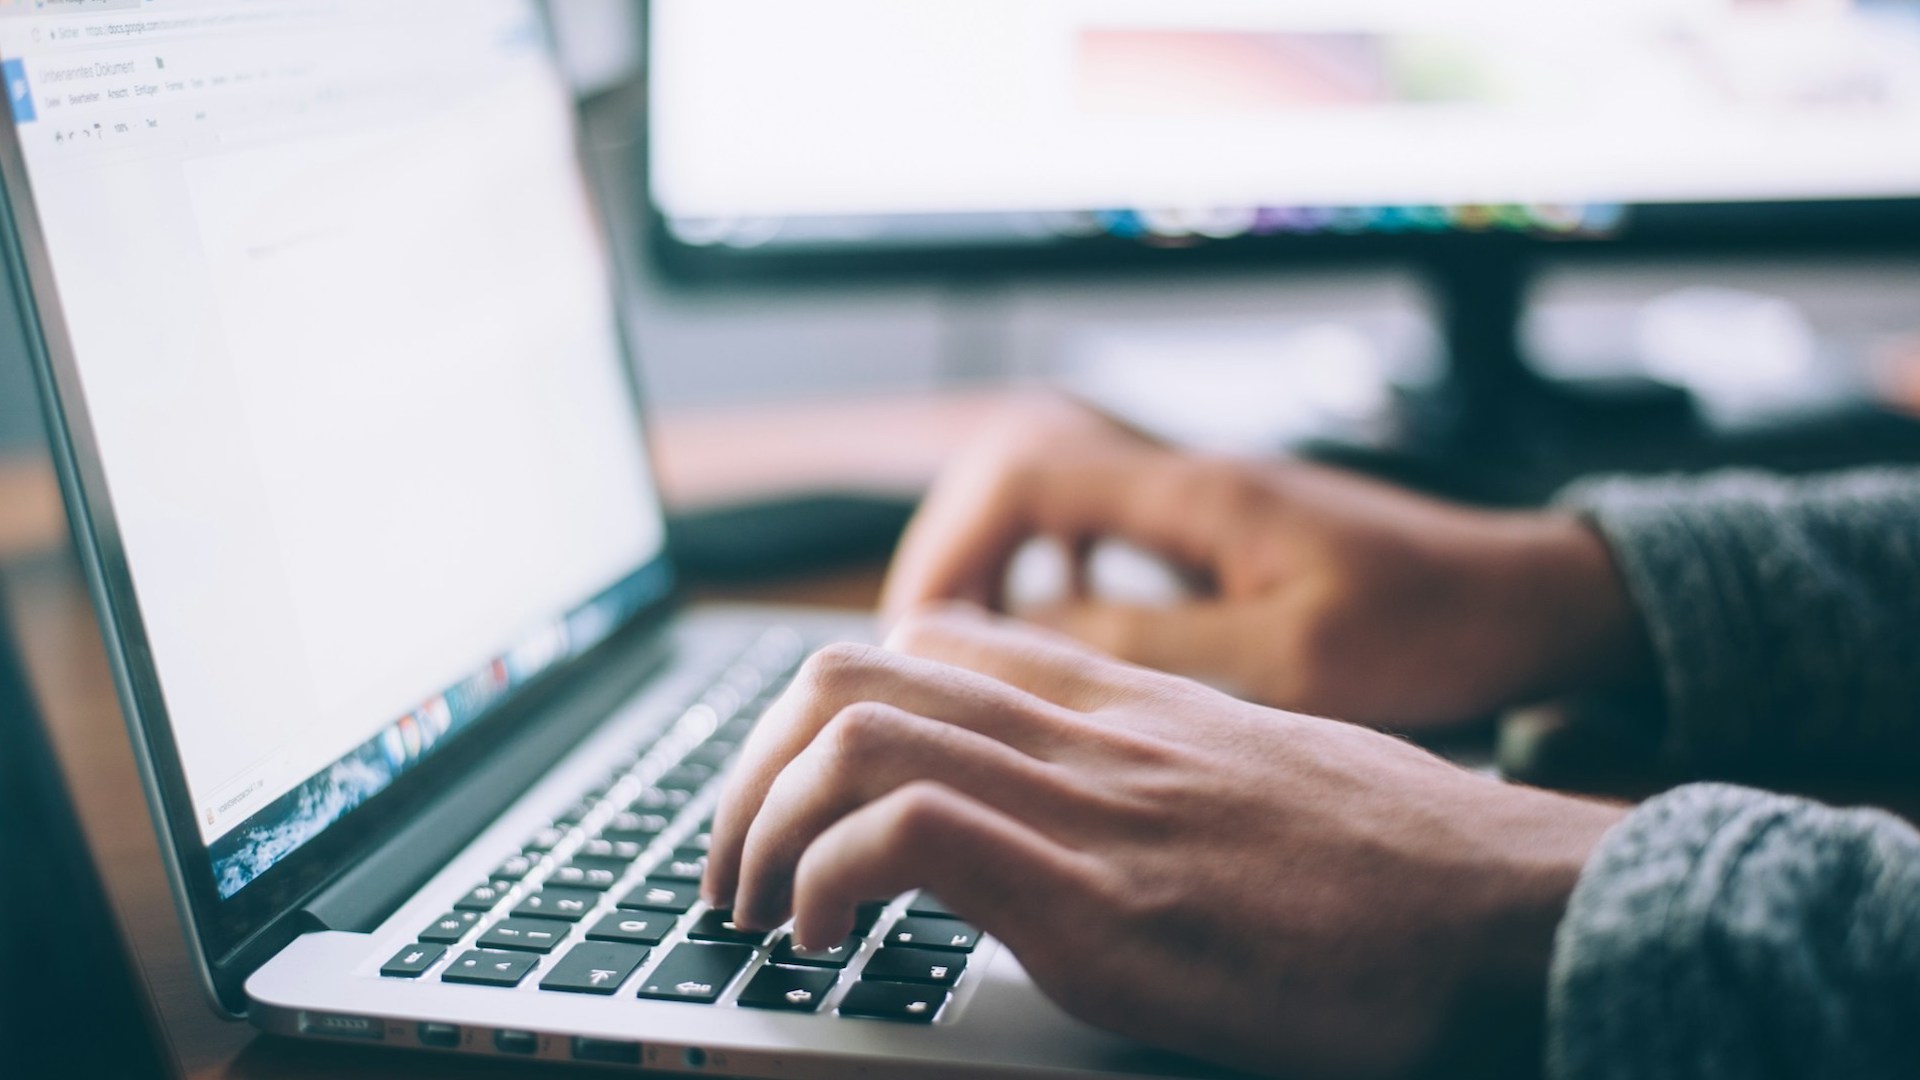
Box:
1492;512;1654;706
1428;790;1628;1078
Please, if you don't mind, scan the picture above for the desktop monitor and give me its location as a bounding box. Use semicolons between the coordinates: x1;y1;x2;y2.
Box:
644;0;1920;458
648;0;1920;269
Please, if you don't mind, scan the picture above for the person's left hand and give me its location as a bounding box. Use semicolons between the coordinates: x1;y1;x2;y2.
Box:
703;605;1627;1080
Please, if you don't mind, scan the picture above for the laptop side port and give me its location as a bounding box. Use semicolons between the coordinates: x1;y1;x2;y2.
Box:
299;1012;385;1041
417;1022;461;1049
573;1037;643;1065
493;1029;539;1055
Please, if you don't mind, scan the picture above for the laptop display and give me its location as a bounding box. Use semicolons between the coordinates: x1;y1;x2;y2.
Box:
0;0;670;909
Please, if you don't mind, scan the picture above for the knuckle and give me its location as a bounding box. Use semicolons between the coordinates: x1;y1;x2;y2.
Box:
879;781;958;853
797;641;885;698
818;703;903;772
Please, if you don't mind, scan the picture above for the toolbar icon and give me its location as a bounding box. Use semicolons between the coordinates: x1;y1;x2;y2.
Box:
3;59;34;123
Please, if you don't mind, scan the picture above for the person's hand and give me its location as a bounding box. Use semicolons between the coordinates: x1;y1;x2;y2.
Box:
881;395;1649;730
703;606;1627;1080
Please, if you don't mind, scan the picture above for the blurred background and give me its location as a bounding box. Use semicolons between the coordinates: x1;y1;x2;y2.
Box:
9;0;1920;574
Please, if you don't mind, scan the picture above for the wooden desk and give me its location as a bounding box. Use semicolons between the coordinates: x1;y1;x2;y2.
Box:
0;392;1004;1080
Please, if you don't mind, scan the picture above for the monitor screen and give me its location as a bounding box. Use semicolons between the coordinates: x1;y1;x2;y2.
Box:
1;0;669;900
649;0;1920;255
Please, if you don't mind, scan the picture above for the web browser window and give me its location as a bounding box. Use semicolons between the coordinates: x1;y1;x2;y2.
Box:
650;0;1920;245
0;0;668;896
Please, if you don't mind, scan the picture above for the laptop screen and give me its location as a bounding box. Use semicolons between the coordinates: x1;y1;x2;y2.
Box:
0;1;669;900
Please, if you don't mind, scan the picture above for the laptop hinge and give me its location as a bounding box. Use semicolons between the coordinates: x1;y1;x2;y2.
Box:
297;625;678;935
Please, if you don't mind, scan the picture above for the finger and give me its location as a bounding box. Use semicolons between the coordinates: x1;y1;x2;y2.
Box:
880;438;1222;624
702;643;1079;905
885;602;1136;710
1029;600;1256;685
731;702;1086;929
788;780;1097;958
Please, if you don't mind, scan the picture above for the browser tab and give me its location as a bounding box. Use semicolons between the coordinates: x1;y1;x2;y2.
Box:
11;0;148;15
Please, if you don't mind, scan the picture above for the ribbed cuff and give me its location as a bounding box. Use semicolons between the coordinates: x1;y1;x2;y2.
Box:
1554;475;1771;773
1548;782;1920;1080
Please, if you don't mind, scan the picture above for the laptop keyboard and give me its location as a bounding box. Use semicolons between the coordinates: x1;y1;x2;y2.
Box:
376;628;979;1025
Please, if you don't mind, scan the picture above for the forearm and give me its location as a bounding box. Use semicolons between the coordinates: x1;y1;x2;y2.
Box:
1548;783;1920;1080
1557;468;1920;780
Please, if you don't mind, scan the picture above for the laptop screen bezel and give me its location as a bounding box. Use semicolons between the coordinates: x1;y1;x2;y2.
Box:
0;2;683;1008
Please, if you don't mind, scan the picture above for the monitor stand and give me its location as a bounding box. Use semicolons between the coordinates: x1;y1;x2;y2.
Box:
1310;245;1920;506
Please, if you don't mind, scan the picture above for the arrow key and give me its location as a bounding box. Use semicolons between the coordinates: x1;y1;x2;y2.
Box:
540;941;650;995
736;964;836;1013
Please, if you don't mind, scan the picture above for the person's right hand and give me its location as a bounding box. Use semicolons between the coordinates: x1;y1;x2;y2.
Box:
704;606;1628;1079
881;396;1649;730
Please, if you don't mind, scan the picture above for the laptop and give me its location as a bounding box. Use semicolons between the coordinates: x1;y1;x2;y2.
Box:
0;582;176;1080
0;3;1225;1076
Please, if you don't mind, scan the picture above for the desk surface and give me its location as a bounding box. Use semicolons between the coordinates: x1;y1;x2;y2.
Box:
0;392;1004;1080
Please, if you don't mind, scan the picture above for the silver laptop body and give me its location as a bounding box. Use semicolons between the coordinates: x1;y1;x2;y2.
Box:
0;2;1222;1076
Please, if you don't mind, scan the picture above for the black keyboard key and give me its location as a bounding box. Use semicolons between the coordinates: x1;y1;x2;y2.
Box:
442;949;538;987
838;981;947;1023
490;853;537;882
885;916;978;953
904;891;956;918
862;946;965;986
514;886;600;921
585;910;675;946
419;910;481;943
601;810;670;842
539;941;650;995
771;933;861;969
577;837;644;862
616;878;698;914
687;909;770;947
550;856;626;891
453;882;511;912
634;943;753;1004
653;848;708;882
477;918;568;954
380;942;446;978
851;901;888;934
736;965;836;1013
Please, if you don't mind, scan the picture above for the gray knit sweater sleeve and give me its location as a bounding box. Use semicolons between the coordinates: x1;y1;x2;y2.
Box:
1542;469;1920;1080
1549;783;1920;1080
1557;468;1920;779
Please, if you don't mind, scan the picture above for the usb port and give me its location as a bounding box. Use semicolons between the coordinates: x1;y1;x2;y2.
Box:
493;1029;538;1055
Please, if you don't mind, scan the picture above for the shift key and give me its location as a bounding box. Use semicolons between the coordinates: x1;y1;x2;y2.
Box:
633;942;752;1004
